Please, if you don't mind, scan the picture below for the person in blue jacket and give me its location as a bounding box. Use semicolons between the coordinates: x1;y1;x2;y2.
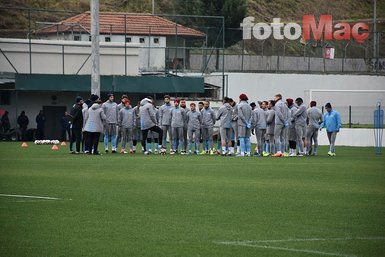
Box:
320;102;341;156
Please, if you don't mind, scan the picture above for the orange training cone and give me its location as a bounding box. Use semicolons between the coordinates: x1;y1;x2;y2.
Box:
60;141;66;146
21;142;28;148
52;145;59;151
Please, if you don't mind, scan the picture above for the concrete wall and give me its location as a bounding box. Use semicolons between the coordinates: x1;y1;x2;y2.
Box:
205;72;385;106
139;47;165;72
40;35;185;72
204;72;385;128
0;38;140;75
0;91;77;130
319;129;384;147
190;54;383;73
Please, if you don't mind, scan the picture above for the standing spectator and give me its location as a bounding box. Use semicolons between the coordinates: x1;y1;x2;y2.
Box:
35;110;46;140
69;96;84;154
61;111;71;141
139;96;165;155
237;93;252;157
84;97;106;155
159;95;173;153
201;100;216;154
102;93;118;153
320;103;341;156
306;101;323;156
1;111;11;133
17;111;29;141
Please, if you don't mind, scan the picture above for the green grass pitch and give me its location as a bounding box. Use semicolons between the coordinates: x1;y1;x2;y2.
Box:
0;142;384;257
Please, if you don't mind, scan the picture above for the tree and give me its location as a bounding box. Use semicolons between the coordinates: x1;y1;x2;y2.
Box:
201;0;247;69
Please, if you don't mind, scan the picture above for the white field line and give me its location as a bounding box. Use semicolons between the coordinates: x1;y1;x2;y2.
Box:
229;236;385;243
0;194;61;200
217;241;354;257
215;237;385;257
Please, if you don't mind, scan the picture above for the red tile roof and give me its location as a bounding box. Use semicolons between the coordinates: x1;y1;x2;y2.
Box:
35;12;205;38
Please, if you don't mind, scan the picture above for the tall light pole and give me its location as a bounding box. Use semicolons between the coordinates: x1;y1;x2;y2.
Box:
373;0;377;59
152;0;155;14
91;0;100;96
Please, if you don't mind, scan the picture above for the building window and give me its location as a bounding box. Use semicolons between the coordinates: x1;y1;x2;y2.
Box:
0;91;11;105
89;36;91;41
105;37;111;42
125;37;132;43
139;37;145;43
74;35;80;41
154;37;159;44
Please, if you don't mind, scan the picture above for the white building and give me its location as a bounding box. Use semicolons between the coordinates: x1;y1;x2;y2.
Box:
35;12;206;72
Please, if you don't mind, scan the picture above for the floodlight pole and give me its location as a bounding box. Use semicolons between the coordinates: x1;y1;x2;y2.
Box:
373;0;377;60
91;0;100;96
222;17;225;100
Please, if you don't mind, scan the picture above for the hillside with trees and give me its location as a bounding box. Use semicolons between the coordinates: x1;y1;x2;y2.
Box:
0;0;383;59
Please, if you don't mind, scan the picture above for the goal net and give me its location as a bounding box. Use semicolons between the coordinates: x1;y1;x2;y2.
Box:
305;89;385;126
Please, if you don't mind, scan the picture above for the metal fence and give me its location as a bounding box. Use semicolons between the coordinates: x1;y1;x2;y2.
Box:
0;7;225;75
331;106;382;127
0;7;384;74
218;26;385;73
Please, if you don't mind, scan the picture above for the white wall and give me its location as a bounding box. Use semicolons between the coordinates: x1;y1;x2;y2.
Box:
206;72;385;107
0;38;140;75
319;129;384;147
139;47;166;71
44;34;166;46
41;35;169;72
1;91;76;129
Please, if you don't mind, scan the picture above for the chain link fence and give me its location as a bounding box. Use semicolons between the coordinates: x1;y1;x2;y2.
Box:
1;7;384;74
193;26;384;73
0;7;225;74
330;106;380;127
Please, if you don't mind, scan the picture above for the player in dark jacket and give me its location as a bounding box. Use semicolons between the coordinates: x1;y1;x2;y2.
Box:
69;96;84;153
